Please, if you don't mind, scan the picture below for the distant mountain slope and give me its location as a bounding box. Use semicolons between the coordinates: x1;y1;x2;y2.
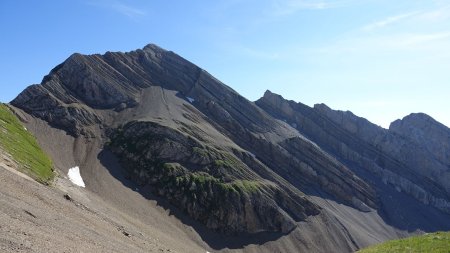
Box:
257;90;450;227
7;44;450;252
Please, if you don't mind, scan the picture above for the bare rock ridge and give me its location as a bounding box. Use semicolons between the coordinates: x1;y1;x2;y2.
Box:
256;90;450;216
9;43;450;251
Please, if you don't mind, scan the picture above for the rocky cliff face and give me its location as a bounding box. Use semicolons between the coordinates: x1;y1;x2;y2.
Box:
256;90;450;214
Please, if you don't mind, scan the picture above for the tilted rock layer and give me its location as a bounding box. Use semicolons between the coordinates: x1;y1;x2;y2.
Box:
257;90;450;214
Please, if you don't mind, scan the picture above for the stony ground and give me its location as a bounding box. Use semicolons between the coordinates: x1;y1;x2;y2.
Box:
0;154;206;253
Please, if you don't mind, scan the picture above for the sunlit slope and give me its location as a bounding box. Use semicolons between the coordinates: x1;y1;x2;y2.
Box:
0;104;53;183
358;232;450;253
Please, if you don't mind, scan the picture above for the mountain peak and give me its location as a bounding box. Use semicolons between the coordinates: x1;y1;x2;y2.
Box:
143;43;167;53
261;90;285;103
389;112;450;166
389;112;449;137
390;112;444;130
263;89;276;97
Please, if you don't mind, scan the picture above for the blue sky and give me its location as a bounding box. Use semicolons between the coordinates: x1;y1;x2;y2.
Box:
1;0;449;128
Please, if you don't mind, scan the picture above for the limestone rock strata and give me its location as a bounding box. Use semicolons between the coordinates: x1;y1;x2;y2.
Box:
256;90;450;214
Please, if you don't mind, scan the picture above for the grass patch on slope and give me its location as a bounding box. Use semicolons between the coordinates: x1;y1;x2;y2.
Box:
358;232;450;253
0;104;53;184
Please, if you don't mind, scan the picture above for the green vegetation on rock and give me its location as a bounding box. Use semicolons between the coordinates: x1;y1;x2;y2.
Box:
213;159;227;167
232;180;261;193
172;171;262;195
0;104;53;183
192;147;208;157
358;232;450;253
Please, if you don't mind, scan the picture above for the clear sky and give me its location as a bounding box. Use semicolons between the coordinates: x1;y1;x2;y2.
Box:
1;0;449;128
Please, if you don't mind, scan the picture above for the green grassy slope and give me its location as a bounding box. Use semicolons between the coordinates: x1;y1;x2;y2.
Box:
358;232;450;253
0;104;53;183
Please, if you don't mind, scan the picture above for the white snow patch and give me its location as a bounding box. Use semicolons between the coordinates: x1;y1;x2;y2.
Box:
186;97;195;103
68;166;85;187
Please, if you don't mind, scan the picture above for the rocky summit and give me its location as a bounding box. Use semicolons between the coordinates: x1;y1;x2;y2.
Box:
4;44;450;253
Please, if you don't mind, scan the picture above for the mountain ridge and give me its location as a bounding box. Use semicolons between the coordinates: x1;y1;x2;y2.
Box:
6;43;450;252
257;90;450;216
